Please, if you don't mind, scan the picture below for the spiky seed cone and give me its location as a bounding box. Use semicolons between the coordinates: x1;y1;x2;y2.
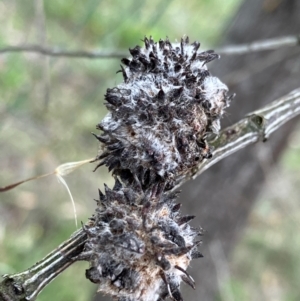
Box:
80;180;202;301
93;36;232;189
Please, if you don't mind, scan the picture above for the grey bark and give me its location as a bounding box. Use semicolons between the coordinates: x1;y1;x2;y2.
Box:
181;0;300;300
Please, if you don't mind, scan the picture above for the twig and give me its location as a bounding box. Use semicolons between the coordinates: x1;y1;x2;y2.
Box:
0;45;127;59
173;88;300;190
0;35;299;59
1;88;300;301
216;34;300;55
0;229;87;301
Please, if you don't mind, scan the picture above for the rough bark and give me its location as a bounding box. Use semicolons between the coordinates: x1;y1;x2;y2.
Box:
180;0;300;300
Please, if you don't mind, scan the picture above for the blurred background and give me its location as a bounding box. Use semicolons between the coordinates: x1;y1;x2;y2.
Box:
0;0;300;301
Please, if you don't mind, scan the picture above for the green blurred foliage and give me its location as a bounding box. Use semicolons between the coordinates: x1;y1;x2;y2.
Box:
1;1;300;301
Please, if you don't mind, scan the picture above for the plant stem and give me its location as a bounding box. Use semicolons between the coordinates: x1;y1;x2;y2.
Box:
216;34;300;55
0;45;127;59
173;88;300;190
0;34;299;59
0;229;87;301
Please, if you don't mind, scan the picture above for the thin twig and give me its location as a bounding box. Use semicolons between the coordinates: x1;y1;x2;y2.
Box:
0;44;127;59
0;35;299;59
216;34;300;55
172;88;300;191
0;229;87;301
1;88;300;301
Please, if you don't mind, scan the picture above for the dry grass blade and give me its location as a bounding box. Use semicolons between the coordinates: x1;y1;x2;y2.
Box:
0;158;93;193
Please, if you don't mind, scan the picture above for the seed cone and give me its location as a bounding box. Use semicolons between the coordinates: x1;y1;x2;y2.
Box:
93;36;232;189
80;179;202;301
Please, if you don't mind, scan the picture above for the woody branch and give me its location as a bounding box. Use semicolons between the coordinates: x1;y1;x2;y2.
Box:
0;35;299;59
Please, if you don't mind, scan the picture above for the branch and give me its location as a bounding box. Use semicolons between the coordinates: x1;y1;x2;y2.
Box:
0;35;299;59
0;229;87;301
173;88;300;190
216;34;300;55
0;45;127;59
1;88;300;301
